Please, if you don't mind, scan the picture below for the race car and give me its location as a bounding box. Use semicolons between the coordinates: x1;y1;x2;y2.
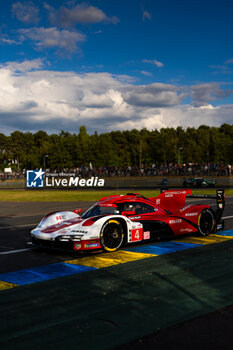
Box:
183;177;215;188
31;189;225;252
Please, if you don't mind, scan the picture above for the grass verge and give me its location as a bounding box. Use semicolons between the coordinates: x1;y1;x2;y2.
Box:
0;188;232;202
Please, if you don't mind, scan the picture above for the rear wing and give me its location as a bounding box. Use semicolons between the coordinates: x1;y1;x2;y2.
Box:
157;188;225;219
187;189;225;222
160;187;225;210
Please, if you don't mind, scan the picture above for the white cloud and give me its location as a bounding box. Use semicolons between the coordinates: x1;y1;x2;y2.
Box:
124;83;184;107
0;38;20;45
19;27;86;53
191;83;233;107
141;71;152;76
1;58;45;72
157;104;233;129
81;91;114;108
12;1;39;25
143;59;164;68
44;2;119;27
209;61;233;74
0;60;232;134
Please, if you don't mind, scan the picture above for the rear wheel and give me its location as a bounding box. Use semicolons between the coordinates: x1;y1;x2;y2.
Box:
100;220;124;252
198;209;215;236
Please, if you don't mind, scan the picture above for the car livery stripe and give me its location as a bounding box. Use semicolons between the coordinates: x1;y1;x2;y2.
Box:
1;229;233;291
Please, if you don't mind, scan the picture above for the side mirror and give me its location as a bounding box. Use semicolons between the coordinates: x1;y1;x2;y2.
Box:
74;208;82;214
122;210;136;216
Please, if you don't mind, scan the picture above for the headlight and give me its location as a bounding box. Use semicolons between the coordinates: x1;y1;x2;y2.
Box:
73;235;83;240
58;235;72;241
57;235;83;241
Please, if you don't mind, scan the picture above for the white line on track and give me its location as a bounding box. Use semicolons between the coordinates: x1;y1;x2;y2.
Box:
0;248;34;255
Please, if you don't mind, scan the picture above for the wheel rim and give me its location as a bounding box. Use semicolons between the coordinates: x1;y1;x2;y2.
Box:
101;222;123;251
199;211;214;235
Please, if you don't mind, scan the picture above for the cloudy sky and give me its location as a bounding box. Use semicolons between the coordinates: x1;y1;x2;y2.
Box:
0;0;233;134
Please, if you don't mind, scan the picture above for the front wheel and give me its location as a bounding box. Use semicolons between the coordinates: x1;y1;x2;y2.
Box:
198;209;215;236
100;220;124;252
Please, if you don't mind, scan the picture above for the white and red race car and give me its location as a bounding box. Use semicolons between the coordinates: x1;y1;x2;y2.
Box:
31;189;225;252
31;209;143;252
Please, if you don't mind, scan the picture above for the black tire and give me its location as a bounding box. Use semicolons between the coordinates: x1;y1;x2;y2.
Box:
100;220;124;252
198;209;215;236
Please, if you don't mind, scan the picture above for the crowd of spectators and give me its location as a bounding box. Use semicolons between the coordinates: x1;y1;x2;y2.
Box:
0;162;232;180
68;162;232;177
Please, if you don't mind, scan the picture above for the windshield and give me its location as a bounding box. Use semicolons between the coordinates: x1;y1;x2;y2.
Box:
82;205;119;219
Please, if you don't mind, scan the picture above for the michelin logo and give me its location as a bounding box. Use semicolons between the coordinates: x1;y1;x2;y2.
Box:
26;169;44;188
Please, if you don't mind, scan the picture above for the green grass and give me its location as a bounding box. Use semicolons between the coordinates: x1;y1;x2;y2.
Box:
0;188;232;201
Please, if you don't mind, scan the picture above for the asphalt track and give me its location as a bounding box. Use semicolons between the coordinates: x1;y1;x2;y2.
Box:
1;197;233;349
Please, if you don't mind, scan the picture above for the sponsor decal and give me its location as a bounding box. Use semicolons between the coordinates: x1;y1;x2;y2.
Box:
179;205;191;212
143;231;150;239
185;212;198;217
132;223;142;229
26;169;44;188
84;243;99;248
165;191;187;197
73;243;82;250
57;229;69;234
169;219;182;224
180;228;193;233
71;230;87;234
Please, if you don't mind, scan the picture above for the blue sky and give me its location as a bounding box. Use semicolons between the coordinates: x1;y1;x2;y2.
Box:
0;0;233;134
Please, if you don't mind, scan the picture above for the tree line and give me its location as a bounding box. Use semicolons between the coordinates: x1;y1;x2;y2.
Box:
0;124;233;170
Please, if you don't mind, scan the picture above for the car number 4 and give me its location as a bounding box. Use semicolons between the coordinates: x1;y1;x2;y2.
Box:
131;228;143;242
